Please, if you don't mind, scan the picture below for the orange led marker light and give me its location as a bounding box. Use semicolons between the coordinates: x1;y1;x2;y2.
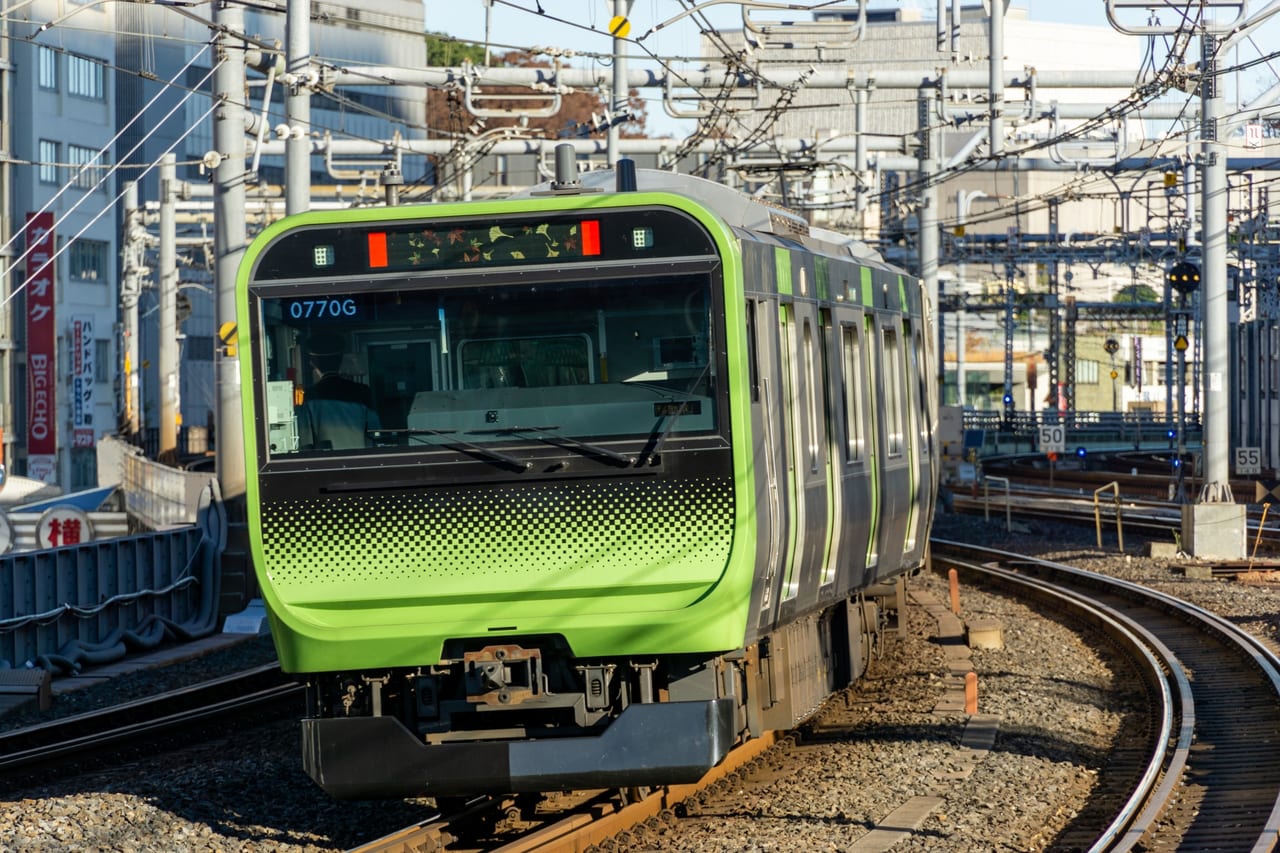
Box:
581;220;601;256
368;232;388;268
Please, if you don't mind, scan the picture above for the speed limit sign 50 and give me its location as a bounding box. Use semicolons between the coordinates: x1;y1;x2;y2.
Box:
1039;425;1065;455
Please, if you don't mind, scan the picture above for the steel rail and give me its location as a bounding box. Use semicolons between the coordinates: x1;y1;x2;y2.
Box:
934;538;1280;851
0;664;301;787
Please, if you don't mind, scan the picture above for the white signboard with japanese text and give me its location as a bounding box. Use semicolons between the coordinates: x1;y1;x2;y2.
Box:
72;315;95;448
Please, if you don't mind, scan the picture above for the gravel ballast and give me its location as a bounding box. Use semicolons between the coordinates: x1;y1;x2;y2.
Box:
2;511;1277;851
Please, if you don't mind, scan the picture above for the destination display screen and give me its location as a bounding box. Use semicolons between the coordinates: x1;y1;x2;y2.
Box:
251;208;716;281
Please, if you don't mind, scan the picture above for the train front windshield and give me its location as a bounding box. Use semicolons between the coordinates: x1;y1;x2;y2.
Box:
256;273;718;459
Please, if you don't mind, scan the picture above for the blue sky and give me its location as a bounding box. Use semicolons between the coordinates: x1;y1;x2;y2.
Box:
422;2;1274;136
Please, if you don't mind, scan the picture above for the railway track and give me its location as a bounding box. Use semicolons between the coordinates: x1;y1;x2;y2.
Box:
933;539;1280;851
949;489;1280;561
349;733;781;853
0;663;301;790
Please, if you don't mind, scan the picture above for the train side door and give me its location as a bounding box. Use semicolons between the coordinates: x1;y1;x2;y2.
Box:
871;316;911;582
757;288;829;627
900;319;935;567
830;305;874;599
788;298;831;613
746;297;789;636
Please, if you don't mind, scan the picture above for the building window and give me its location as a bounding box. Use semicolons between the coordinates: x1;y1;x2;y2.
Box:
67;144;102;190
38;140;59;184
69;239;108;281
95;339;110;383
67;53;105;100
38;46;57;90
1076;359;1100;384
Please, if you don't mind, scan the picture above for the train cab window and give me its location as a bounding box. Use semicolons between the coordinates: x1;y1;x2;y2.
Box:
841;324;864;462
254;273;720;460
882;326;905;457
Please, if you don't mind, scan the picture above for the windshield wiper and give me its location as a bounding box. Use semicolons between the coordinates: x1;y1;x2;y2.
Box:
469;425;636;467
640;361;714;465
371;427;531;472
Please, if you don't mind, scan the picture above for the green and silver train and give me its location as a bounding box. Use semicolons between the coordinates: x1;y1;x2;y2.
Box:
237;158;938;800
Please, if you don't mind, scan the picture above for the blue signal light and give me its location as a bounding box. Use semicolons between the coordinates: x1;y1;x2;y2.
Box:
1076;446;1087;458
1167;429;1176;440
1003;393;1013;405
1173;458;1182;468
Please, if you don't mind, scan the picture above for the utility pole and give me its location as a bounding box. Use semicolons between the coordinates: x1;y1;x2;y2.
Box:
214;0;247;500
917;86;940;389
1198;31;1231;504
1105;1;1247;558
159;154;179;459
0;13;11;469
121;182;145;438
286;0;311;216
1182;26;1244;556
607;0;632;166
988;0;1006;156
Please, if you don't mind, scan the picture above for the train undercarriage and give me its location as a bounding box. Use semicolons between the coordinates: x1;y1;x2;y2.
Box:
301;578;908;800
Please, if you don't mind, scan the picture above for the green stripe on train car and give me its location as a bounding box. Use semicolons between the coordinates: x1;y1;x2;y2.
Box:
815;256;829;301
860;267;873;307
775;248;793;295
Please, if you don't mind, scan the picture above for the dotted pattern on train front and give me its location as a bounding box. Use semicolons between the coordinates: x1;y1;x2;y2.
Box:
259;476;736;597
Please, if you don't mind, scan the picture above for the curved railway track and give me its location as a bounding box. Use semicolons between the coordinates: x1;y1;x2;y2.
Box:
933;539;1280;851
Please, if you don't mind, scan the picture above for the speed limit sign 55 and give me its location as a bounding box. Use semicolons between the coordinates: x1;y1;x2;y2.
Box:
1236;447;1261;476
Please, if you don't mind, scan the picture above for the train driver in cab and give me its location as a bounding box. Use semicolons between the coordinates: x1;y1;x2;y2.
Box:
297;330;380;450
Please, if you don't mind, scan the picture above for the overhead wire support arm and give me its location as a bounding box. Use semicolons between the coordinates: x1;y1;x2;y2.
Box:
1105;0;1250;35
635;0;867;42
460;57;565;120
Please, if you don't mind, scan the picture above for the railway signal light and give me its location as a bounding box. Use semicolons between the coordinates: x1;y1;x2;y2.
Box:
1167;428;1177;440
1076;446;1087;459
1167;261;1200;295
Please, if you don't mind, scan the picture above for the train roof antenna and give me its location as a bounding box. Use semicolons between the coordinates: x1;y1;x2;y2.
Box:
552;143;580;191
616;158;637;192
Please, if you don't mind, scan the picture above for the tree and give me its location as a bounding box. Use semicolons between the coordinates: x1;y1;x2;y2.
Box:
423;39;647;140
1113;284;1160;303
426;32;486;68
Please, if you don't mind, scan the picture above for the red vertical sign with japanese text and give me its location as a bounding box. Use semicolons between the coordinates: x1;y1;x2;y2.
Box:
25;212;57;473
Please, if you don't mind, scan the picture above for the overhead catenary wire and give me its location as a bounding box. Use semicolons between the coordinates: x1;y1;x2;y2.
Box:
4;100;219;312
6;43;222;297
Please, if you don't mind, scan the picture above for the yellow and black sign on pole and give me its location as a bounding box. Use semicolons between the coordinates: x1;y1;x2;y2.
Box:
219;321;238;357
1256;480;1280;505
608;15;631;38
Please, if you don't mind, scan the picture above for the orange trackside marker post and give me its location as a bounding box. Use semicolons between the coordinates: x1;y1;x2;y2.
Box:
965;671;978;714
949;568;960;615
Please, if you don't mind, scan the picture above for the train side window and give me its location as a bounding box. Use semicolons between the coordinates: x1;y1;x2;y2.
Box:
746;300;761;403
841;324;864;462
802;318;820;472
882;326;905;457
